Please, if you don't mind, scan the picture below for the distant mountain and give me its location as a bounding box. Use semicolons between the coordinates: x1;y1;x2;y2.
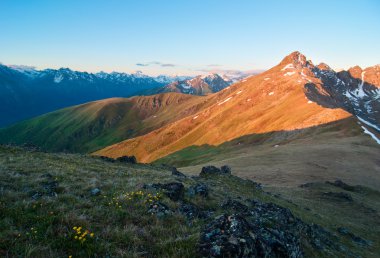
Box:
0;64;188;127
146;74;232;95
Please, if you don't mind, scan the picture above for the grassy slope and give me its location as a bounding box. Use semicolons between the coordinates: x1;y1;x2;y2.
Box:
157;117;380;189
1;145;379;257
0;93;212;153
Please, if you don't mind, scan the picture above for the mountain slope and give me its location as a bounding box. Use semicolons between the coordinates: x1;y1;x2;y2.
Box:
95;52;357;162
0;65;187;127
156;117;380;189
0;93;213;153
2;145;380;257
143;74;232;96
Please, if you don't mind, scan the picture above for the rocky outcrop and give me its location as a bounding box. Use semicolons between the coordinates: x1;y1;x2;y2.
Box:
199;199;346;258
144;182;185;201
200;165;232;177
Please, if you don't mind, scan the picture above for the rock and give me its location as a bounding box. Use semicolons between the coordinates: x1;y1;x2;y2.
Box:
322;192;353;202
220;165;231;174
148;201;171;218
40;173;53;179
31;192;42;200
161;182;184;201
200;165;231;177
179;202;213;221
171;167;186;178
41;180;59;197
299;182;315;188
90;188;101;196
179;202;201;220
221;199;248;212
99;156;115;162
115;155;137;164
199;199;346;257
188;183;209;198
145;182;185;201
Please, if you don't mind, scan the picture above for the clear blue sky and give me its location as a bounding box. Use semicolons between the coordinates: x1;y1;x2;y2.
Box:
1;0;379;75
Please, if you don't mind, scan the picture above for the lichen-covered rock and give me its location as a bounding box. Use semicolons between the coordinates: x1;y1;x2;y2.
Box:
90;188;101;196
145;182;185;201
188;183;209;198
199;199;345;258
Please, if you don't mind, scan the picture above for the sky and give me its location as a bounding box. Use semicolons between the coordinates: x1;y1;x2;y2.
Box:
1;0;379;76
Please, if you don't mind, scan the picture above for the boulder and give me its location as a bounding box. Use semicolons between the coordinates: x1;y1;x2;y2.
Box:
145;182;185;201
116;155;137;164
171;167;186;178
90;188;101;196
200;165;231;177
99;156;115;162
188;183;209;198
221;165;231;174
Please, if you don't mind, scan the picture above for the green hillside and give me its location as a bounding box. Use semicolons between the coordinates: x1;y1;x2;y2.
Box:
1;144;379;257
0;93;209;153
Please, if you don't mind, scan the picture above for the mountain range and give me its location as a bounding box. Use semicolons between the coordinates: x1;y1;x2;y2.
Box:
1;51;379;164
0;64;240;127
142;73;233;95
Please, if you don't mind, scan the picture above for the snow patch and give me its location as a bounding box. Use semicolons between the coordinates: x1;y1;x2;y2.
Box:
264;78;270;81
284;72;295;76
54;74;63;83
361;126;380;144
193;115;199;120
236;90;243;95
307;100;313;104
281;63;295;71
268;92;274;96
218;97;232;105
246;98;251;102
357;116;380;132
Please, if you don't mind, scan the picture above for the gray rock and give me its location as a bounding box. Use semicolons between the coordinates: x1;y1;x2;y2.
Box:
171;167;186;178
145;182;185;201
90;188;101;196
188;183;209;198
115;155;137;164
200;165;232;177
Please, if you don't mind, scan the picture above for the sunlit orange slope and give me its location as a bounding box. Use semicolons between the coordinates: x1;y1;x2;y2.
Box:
94;52;351;162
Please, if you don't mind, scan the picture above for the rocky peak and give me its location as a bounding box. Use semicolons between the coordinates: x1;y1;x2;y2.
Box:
348;65;363;79
317;63;334;72
280;51;308;67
